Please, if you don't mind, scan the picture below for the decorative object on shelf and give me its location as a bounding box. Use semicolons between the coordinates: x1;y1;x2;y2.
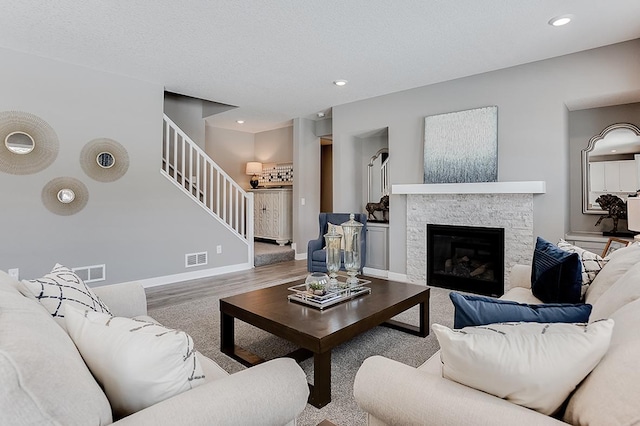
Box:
581;123;640;215
0;111;59;175
305;272;330;296
246;161;262;188
365;194;389;222
423;106;497;184
627;196;640;242
342;213;364;287
594;194;628;235
602;237;631;257
42;177;89;215
258;163;293;186
80;138;129;182
324;228;342;290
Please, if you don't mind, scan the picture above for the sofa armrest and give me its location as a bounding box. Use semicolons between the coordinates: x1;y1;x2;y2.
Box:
112;358;309;426
93;282;147;318
509;264;532;289
354;356;566;426
307;237;324;271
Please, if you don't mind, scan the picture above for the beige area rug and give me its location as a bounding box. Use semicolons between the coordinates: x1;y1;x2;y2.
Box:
148;278;455;426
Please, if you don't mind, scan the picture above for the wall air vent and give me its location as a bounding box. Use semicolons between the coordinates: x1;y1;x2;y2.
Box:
185;251;208;268
72;264;106;284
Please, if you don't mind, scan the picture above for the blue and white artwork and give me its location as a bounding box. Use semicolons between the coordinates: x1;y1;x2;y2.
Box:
423;106;498;183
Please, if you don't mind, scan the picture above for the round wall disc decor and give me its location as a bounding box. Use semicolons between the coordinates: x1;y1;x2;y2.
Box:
80;138;129;182
42;177;89;216
0;111;59;175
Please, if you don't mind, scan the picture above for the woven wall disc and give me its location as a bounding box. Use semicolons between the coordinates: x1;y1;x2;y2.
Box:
80;138;129;182
42;177;89;216
0;111;59;175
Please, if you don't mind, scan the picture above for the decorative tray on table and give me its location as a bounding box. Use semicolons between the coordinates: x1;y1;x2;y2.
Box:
287;276;371;310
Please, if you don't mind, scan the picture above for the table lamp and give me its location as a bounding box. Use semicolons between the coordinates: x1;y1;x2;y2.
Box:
246;162;262;189
627;197;640;242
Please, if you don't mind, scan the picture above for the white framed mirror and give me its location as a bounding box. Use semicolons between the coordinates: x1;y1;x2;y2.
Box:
582;123;640;214
4;131;35;154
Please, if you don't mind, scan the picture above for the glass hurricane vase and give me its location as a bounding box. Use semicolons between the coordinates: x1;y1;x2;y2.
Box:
324;231;342;291
341;213;364;287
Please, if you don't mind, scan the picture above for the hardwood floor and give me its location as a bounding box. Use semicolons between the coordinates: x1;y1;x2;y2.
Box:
145;259;308;310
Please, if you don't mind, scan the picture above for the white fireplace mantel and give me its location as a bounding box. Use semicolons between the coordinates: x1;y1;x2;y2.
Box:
392;181;546;195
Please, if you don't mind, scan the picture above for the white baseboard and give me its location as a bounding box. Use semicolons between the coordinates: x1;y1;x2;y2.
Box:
125;263;253;289
387;271;409;283
295;252;307;261
363;267;388;278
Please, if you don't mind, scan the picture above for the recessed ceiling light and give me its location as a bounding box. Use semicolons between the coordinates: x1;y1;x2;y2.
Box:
236;120;245;124
549;15;573;27
317;112;325;118
333;80;348;86
611;149;617;153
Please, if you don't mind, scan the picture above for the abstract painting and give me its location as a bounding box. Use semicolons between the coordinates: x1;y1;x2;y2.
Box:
423;106;498;183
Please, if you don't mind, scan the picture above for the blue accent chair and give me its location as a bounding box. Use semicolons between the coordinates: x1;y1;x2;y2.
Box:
307;213;367;273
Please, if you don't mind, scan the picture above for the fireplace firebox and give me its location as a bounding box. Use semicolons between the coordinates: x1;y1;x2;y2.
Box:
427;224;504;297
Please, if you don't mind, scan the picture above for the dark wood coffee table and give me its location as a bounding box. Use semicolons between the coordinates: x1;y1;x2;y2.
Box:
219;276;430;408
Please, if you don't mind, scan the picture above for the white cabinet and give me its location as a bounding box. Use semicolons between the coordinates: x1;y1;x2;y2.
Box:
590;160;637;193
365;223;388;270
251;188;292;246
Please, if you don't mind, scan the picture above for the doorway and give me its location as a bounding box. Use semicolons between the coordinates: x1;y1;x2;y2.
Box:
320;138;333;212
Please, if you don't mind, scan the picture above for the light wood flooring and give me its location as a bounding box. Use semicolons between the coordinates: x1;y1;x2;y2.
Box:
145;259;308;310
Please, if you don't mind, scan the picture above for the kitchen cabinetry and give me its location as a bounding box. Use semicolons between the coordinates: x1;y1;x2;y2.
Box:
590;160;637;193
251;188;292;246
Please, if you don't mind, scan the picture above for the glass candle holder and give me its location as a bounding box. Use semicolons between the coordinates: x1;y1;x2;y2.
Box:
341;213;364;287
324;229;342;290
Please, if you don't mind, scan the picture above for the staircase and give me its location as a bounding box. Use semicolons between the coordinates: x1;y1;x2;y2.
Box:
161;114;254;266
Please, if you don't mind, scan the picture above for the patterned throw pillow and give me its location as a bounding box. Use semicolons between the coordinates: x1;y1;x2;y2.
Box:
433;320;614;415
21;263;111;330
64;305;206;418
557;239;608;296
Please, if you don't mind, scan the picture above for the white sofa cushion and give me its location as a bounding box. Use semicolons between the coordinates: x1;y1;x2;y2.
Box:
585;243;640;305
0;270;112;425
565;297;640;425
21;263;112;330
65;305;206;418
433;320;614;415
589;261;640;321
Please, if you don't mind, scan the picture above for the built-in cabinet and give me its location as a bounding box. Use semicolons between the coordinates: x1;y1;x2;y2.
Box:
564;232;634;256
251;188;292;246
365;222;389;270
590;160;638;193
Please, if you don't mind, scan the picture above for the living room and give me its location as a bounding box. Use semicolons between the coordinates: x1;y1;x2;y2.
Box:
2;2;640;425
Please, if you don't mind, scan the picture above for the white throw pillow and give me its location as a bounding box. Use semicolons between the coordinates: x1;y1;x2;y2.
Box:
433;320;614;415
586;243;640;305
557;239;608;296
21;263;111;330
589;261;640;321
64;305;206;418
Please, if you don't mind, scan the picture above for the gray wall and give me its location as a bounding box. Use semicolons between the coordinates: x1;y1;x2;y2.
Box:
569;102;640;233
0;47;248;283
328;39;640;276
255;126;293;164
163;93;206;148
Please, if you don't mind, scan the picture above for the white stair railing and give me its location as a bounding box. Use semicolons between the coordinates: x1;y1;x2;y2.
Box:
161;114;254;265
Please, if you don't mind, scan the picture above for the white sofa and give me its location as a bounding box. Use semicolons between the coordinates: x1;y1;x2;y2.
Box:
0;272;309;426
354;242;640;425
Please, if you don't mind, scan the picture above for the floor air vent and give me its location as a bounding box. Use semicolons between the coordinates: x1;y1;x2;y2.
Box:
185;251;208;268
72;264;106;283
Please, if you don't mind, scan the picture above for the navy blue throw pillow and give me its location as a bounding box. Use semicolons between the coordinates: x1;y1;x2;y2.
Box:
531;237;582;303
449;292;592;329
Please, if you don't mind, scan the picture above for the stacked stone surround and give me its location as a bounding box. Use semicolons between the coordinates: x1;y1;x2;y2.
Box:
406;193;535;291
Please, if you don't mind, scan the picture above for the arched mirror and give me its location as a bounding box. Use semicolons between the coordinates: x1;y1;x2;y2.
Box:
582;123;640;214
5;131;35;154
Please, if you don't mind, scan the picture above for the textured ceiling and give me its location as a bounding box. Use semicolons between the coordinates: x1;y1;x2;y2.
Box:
2;1;640;133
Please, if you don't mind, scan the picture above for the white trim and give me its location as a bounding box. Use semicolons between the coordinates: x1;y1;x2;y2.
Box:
387;271;409;283
125;263;252;289
363;267;388;278
392;181;546;195
295;252;308;261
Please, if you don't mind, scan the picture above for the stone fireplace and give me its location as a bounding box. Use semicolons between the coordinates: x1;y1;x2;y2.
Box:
397;182;545;291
